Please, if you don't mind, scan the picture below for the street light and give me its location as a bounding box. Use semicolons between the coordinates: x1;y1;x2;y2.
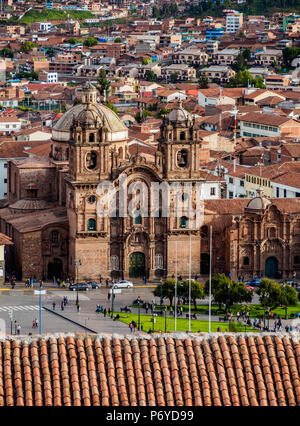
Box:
137;300;141;331
74;259;82;306
165;309;167;333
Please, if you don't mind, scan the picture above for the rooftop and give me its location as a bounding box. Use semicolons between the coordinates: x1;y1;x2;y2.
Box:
0;333;300;406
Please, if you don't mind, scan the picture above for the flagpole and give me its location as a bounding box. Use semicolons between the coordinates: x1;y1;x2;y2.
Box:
189;233;191;332
209;225;212;333
175;240;178;331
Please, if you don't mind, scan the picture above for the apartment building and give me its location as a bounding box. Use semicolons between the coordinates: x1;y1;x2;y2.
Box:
225;11;243;33
239;113;300;138
161;64;196;81
199;66;235;84
212;49;240;65
254;48;283;66
172;48;208;67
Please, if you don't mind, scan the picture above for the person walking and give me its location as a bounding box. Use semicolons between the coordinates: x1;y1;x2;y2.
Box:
52;302;56;311
61;301;64;311
145;303;149;314
17;324;21;335
77;303;80;313
108;292;111;301
129;322;133;333
103;308;107;317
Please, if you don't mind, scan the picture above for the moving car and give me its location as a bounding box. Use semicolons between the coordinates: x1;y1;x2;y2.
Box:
111;280;133;289
245;278;261;287
69;282;89;291
87;281;101;289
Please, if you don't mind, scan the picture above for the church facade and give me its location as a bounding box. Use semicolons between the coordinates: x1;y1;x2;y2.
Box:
1;84;300;282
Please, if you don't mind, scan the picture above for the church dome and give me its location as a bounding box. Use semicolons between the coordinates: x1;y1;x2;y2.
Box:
167;102;192;123
246;188;271;211
52;83;128;143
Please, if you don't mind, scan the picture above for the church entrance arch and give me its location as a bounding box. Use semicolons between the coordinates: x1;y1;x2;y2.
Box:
265;256;278;279
48;258;63;280
200;253;210;275
129;252;146;278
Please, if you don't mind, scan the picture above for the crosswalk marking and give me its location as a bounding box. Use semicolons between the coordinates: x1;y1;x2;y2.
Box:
0;305;42;312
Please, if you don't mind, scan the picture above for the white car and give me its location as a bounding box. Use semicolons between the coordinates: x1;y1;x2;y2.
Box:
112;280;133;289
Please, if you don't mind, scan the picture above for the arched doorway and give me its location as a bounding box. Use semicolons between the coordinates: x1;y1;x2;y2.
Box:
48;258;63;280
201;253;210;275
129;252;146;278
265;257;278;279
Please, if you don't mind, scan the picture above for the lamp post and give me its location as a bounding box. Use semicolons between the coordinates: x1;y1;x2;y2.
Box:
137;300;141;331
164;307;167;333
74;259;82;306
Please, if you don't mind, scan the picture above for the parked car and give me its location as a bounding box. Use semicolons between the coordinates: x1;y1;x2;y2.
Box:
69;282;89;291
87;281;101;289
111;280;133;289
245;278;261;287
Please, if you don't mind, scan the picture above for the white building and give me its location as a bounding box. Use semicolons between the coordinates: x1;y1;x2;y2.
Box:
0;116;22;134
225;11;243;33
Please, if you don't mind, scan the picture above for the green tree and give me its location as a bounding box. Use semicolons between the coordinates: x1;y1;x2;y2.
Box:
242;48;251;62
232;53;247;72
21;42;38;52
67;38;82;45
153;279;175;306
142;57;151;65
0;48;13;58
145;69;157;82
205;273;253;311
114;37;122;43
83;37;98;47
97;69;110;100
257;279;298;313
179;280;205;310
170;72;179;83
198;73;209;89
282;46;300;68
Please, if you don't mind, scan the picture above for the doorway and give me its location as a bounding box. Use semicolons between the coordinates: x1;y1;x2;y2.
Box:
47;258;63;280
265;256;278;279
129;252;146;278
200;253;210;275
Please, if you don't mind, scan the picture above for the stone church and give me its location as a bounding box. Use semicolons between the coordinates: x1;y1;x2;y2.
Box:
1;83;300;282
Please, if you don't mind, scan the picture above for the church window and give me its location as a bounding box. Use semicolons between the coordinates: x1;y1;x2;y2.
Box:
110;255;119;271
177;150;188;168
89;133;95;143
268;227;276;239
243;256;249;266
88;195;96;204
134;212;142;225
87;218;96;231
180;131;185;141
180;216;188;228
294;256;300;265
86;151;97;170
51;231;59;243
155;254;163;269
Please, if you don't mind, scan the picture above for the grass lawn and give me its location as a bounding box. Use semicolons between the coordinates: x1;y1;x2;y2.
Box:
131;303;300;320
115;312;258;333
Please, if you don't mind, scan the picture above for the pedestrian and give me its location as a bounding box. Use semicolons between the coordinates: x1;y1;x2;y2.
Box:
106;279;109;287
14;320;17;334
61;301;64;311
52;302;56;311
143;276;147;284
108;292;111;301
132;320;137;333
170;306;173;316
17;324;21;335
129;322;133;333
77;304;80;313
195;274;198;281
147;328;152;334
180;306;183;316
103;308;107;317
145;303;149;314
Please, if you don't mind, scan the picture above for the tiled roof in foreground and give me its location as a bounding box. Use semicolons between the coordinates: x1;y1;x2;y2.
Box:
0;333;300;406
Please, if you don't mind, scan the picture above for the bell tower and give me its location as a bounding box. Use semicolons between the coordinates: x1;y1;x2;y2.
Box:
159;102;204;180
68;84;112;183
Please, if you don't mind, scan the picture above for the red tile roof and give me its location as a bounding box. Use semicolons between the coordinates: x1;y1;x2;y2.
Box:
1;334;300;406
